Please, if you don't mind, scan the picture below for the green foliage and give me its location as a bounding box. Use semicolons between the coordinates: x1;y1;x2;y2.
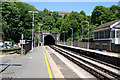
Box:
35;35;39;43
91;6;119;25
2;2;120;43
2;2;38;43
110;5;120;19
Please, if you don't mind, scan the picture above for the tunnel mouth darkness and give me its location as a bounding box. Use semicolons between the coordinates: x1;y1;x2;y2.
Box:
44;35;55;45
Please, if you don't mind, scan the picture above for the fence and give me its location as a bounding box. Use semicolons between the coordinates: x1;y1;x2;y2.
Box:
58;40;120;53
59;41;93;49
59;42;71;46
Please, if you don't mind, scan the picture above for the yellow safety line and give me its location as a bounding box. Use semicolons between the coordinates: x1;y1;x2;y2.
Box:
42;47;53;80
0;55;7;58
0;53;20;58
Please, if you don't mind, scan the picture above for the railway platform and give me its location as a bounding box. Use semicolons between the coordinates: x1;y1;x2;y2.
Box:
57;44;120;57
1;46;64;79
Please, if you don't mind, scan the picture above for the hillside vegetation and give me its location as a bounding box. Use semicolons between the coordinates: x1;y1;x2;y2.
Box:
2;2;120;43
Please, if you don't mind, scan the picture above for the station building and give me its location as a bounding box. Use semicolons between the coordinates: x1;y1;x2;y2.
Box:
93;20;120;52
57;11;71;17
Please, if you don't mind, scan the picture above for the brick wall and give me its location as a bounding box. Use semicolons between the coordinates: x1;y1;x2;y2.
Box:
111;44;120;53
22;43;31;54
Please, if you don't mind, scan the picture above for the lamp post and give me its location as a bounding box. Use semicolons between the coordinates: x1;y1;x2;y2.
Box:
28;11;38;51
86;21;89;49
38;24;42;47
50;10;53;31
81;25;83;40
63;31;65;45
34;37;35;47
70;28;73;46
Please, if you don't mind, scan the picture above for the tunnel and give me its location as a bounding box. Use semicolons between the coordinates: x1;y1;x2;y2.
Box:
44;35;55;45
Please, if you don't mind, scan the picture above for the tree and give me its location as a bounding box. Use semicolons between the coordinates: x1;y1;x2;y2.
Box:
110;5;120;19
2;2;119;44
91;6;117;25
42;16;55;30
2;2;22;43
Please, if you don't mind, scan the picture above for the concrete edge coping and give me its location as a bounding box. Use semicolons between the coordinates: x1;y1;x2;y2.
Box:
43;46;64;78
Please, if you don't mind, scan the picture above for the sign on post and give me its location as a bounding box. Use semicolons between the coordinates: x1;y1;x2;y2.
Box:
20;40;22;44
20;40;25;44
21;34;24;40
22;40;25;44
21;34;24;55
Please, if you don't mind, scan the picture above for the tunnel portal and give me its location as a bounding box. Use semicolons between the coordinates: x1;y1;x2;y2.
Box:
44;35;55;45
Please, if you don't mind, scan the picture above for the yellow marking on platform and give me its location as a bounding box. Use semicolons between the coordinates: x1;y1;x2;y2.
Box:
95;50;119;57
42;47;53;80
0;55;7;58
7;53;20;56
0;53;20;58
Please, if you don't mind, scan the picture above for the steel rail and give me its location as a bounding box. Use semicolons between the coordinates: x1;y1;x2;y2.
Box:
50;45;120;80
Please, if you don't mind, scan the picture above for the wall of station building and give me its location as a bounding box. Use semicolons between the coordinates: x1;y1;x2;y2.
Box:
92;40;120;53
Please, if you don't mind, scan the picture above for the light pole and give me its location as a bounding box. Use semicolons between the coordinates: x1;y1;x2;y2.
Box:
38;24;42;47
81;25;83;40
63;31;65;45
86;21;89;49
70;28;73;46
50;11;53;31
34;37;35;47
28;11;38;51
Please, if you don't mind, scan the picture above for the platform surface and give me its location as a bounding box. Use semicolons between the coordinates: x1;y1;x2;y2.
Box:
1;46;53;78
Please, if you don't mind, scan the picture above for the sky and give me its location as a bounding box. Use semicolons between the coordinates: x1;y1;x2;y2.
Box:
25;2;118;16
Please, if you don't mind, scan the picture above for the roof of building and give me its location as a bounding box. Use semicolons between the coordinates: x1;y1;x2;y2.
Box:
57;11;71;14
93;19;120;31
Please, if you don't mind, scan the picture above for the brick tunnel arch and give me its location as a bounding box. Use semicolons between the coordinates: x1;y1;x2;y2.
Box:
44;35;55;45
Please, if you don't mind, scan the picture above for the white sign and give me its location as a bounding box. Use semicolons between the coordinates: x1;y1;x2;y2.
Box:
20;40;25;44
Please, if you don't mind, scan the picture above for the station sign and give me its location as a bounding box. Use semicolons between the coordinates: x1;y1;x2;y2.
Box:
20;40;25;44
21;34;24;40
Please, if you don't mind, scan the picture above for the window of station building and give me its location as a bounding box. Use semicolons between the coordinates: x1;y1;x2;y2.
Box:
94;32;99;39
105;30;110;38
111;31;115;38
100;31;102;39
96;43;99;50
100;31;104;38
102;43;107;51
116;31;120;38
97;32;99;39
94;32;97;39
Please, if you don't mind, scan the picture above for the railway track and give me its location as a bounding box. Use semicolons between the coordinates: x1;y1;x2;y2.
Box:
50;45;120;80
57;45;120;70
